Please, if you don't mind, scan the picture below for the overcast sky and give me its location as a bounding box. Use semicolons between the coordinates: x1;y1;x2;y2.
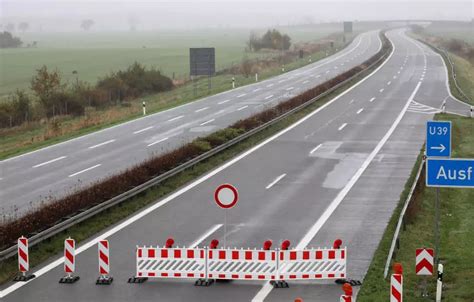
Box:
1;0;472;31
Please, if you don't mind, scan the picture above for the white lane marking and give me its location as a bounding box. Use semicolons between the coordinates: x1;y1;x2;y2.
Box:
315;75;321;78
266;84;274;88
356;108;364;114
338;123;347;131
189;224;223;248
253;81;422;302
387;81;391;85
334;66;338;69
285;87;294;91
167;115;184;122
264;95;274;100
325;70;330;74
218;99;230;105
147;137;169;147
68;164;101;178
237;93;247;98
253;88;261;93
88;139;115;149
397;71;401;74
310;143;322;154
200;119;215;126
195;107;209;113
393;75;397;79
32;156;67;168
302;80;309;84
133;126;154;134
0;33;391;299
379;88;385;93
237;105;248;111
369;97;376;102
349;99;355;104
265;174;287;189
278;80;285;83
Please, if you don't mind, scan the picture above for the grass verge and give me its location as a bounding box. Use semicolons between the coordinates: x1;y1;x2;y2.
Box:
358;114;474;301
0;51;382;285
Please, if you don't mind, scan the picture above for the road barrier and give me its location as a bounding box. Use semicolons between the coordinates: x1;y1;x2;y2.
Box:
59;238;80;283
13;236;35;282
96;240;113;285
128;241;346;287
390;263;403;302
340;283;353;301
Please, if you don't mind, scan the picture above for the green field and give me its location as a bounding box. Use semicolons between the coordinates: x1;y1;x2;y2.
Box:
0;25;339;97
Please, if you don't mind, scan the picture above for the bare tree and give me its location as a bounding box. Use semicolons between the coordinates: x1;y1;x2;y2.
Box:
5;23;15;32
80;19;95;31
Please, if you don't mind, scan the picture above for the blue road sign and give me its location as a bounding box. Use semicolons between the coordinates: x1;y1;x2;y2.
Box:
426;158;474;188
426;121;451;157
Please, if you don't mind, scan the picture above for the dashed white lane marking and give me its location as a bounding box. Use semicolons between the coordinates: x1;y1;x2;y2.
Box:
265;173;287;189
253;88;262;93
325;70;330;74
369;97;376;102
334;66;338;69
315;75;321;78
278;80;285;83
237;93;247;98
264;95;274;100
167;115;184;122
33;156;67;168
88;139;116;149
189;224;223;248
310;143;322;154
218;99;230;105
286;87;294;91
266;84;274;88
397;71;401;74
68;164;101;178
195;107;209;113
147;137;169;147
133;126;154;134
356;108;364;114
302;80;309;84
393;75;397;79
387;81;392;85
200;119;215;126
349;99;355;104
379;88;384;93
237;105;248;111
338;123;347;131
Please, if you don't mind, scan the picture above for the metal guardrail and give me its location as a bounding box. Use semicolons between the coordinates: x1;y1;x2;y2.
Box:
0;36;391;261
383;159;425;279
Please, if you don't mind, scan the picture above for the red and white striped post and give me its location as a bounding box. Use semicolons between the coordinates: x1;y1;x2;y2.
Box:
59;238;80;283
390;263;403;302
96;239;113;285
13;236;36;281
340;283;353;302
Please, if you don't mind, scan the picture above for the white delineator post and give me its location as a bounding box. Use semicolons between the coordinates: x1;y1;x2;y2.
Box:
97;239;113;285
142;101;146;116
436;263;443;302
470;106;473;118
255;73;258;82
232;77;235;89
390;263;403;302
59;238;80;283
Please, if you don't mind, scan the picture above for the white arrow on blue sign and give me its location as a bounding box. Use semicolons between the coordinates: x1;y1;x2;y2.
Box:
426;158;474;188
426;121;451;157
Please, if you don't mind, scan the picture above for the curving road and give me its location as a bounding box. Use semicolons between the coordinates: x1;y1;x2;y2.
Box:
0;30;382;215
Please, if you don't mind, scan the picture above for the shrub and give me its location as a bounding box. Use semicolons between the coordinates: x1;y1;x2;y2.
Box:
0;31;22;48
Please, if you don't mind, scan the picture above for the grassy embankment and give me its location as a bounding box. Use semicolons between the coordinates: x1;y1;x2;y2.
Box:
0;27;351;159
0;41;384;285
358;30;474;301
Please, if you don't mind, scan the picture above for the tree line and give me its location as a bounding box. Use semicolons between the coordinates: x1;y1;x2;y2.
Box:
0;62;173;128
248;29;291;51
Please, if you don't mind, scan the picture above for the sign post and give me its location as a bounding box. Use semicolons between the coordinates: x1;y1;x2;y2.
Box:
416;248;434;296
214;184;238;247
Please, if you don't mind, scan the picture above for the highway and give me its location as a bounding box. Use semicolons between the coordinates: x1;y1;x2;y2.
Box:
1;28;471;301
0;31;383;215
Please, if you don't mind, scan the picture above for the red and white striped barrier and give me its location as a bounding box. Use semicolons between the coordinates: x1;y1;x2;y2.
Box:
415;248;434;276
96;240;113;285
390;263;403;302
207;248;277;280
340;283;353;302
129;242;347;287
59;238;80;283
13;236;35;281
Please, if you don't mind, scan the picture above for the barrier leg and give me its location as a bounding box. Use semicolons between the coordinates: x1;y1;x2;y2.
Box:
195;246;214;287
128;276;148;284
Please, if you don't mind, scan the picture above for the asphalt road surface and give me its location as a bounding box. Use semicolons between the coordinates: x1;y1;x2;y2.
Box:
0;28;471;301
0;31;383;215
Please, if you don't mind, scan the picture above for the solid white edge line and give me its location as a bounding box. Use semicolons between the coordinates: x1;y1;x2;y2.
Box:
88;139;115;149
32;156;67;168
0;31;387;299
68;164;101;178
189;224;223;248
133;126;154;134
310;144;322;154
147;137;169;147
251;30;395;302
265;173;287;189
